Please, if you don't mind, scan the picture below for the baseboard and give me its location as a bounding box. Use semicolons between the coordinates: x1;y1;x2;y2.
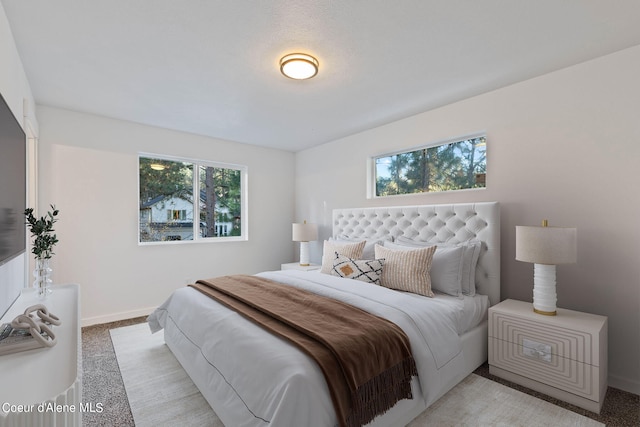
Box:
82;307;156;327
608;373;640;396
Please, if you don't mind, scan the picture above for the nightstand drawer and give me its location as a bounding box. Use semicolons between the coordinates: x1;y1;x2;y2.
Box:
489;310;597;364
489;337;599;400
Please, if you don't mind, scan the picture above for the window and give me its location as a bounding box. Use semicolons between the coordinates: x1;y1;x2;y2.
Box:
168;210;187;221
372;134;486;197
139;154;247;243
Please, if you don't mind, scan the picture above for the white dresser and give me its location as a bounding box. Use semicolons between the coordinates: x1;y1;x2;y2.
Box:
0;284;81;426
489;299;607;413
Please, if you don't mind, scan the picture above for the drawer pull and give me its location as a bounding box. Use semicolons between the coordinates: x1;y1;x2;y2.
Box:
522;338;552;363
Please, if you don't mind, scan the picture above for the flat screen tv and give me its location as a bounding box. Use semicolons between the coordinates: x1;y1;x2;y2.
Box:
0;93;26;267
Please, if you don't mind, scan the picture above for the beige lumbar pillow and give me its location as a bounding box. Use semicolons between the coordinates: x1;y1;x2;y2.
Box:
374;244;437;297
320;240;366;274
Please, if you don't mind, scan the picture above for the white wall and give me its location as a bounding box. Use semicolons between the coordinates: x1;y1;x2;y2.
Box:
294;46;640;394
0;3;38;314
0;4;37;127
36;106;295;326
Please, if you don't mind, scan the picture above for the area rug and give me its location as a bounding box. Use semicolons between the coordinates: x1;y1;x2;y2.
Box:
111;323;604;427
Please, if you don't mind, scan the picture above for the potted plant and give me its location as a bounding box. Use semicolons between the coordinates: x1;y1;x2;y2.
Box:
24;205;59;296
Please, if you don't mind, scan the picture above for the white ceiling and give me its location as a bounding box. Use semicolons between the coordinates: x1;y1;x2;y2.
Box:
3;1;640;152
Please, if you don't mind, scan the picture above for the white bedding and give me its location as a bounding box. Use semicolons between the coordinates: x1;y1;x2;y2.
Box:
280;271;488;336
148;269;486;427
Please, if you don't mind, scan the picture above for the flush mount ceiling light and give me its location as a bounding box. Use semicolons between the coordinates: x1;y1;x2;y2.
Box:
149;163;166;171
280;53;319;80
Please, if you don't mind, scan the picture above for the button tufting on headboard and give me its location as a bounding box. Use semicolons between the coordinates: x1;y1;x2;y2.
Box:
332;202;500;306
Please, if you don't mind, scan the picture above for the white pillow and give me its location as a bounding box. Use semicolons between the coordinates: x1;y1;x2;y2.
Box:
395;237;481;296
457;241;481;296
330;252;385;285
332;236;389;260
384;241;464;296
320;240;366;274
374;244;436;297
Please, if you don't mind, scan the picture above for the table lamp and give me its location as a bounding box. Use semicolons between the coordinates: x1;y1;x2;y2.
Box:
292;221;318;266
515;220;577;315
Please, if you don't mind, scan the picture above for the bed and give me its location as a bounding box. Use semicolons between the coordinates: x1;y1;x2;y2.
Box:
148;202;500;427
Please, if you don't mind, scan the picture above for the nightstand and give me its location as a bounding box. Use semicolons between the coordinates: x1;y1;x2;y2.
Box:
488;299;607;413
281;262;321;271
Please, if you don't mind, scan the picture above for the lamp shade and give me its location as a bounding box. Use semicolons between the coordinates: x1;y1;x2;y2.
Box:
516;226;577;265
292;222;318;242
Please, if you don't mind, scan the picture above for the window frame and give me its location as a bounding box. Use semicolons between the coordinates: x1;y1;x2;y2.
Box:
367;132;487;199
138;153;248;245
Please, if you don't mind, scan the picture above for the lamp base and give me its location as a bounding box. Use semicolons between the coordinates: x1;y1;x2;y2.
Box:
532;264;557;316
299;241;310;266
533;307;557;316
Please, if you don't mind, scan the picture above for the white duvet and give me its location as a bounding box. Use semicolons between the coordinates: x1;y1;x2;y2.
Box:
147;270;477;427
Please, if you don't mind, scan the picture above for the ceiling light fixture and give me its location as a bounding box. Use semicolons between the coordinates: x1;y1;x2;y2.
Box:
280;53;319;80
150;163;166;171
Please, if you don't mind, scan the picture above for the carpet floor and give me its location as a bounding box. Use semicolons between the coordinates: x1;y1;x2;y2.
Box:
82;318;639;426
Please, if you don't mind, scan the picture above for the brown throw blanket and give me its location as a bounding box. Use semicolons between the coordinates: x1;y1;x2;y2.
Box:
190;275;417;427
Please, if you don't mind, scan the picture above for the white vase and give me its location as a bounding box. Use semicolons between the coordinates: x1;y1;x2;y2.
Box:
33;258;53;297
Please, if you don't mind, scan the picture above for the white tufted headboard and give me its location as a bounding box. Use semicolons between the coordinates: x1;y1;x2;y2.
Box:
332;202;500;306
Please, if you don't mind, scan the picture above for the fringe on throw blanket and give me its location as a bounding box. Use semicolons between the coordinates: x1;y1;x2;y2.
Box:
348;357;418;427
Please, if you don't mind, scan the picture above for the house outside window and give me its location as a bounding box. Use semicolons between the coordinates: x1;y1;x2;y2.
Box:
138;154;247;244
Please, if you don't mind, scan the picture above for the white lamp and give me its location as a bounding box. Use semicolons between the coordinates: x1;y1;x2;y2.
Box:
292;221;318;266
516;220;577;316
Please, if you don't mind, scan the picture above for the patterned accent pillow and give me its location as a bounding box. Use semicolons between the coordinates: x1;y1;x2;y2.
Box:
330;252;385;285
320;240;366;274
374;244;437;297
